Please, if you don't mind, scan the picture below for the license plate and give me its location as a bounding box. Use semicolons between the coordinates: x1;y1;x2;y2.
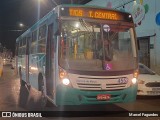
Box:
97;94;111;101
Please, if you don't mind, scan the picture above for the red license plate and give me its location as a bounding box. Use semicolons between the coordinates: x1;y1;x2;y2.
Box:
97;94;111;100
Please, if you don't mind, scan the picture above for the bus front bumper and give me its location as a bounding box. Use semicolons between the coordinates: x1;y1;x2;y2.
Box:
56;84;138;105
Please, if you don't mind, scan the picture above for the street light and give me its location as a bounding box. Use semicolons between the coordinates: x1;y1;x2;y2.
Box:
6;23;26;32
19;23;24;27
18;23;29;31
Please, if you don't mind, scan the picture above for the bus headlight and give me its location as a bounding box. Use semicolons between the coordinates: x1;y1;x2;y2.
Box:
62;78;70;85
59;67;72;86
132;78;137;84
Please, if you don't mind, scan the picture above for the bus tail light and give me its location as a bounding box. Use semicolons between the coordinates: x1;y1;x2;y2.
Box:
59;68;72;87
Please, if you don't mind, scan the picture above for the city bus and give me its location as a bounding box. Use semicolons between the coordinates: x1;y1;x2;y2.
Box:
15;5;139;106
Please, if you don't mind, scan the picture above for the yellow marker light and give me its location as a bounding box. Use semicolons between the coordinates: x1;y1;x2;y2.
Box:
133;70;139;78
59;70;67;79
62;78;70;86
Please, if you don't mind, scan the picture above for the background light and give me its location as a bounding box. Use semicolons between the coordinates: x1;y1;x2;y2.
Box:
75;23;79;28
19;23;24;27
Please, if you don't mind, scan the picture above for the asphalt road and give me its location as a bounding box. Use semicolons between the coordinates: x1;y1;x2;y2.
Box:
0;64;160;120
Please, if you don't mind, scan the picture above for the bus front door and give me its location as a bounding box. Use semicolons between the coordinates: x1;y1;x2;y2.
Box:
46;23;54;99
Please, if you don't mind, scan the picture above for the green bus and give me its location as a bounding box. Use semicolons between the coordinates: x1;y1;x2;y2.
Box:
15;4;138;107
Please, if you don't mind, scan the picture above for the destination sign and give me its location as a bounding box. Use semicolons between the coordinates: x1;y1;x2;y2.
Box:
60;7;132;22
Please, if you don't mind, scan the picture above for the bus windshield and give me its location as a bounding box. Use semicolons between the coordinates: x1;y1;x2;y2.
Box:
59;18;137;71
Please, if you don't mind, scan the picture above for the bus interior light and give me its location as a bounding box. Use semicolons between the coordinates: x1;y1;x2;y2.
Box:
59;68;67;79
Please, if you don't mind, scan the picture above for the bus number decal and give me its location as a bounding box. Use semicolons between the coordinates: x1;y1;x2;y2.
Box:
118;78;128;84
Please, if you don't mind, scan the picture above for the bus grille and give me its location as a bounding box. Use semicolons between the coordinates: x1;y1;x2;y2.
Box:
76;76;128;90
145;82;160;87
147;91;160;95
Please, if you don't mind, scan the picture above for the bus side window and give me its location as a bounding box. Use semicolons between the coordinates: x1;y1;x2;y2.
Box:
31;30;38;54
38;25;47;53
18;40;22;56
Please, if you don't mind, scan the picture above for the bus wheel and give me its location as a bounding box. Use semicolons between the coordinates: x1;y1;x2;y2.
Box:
38;74;47;109
19;67;25;86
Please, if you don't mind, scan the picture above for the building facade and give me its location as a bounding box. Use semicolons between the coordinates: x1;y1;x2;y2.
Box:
87;0;160;74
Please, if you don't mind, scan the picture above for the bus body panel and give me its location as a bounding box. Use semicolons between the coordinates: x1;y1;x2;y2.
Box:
56;84;137;105
55;72;137;105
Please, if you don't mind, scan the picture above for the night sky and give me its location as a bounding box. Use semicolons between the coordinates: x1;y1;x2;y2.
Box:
0;0;55;54
0;0;91;55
